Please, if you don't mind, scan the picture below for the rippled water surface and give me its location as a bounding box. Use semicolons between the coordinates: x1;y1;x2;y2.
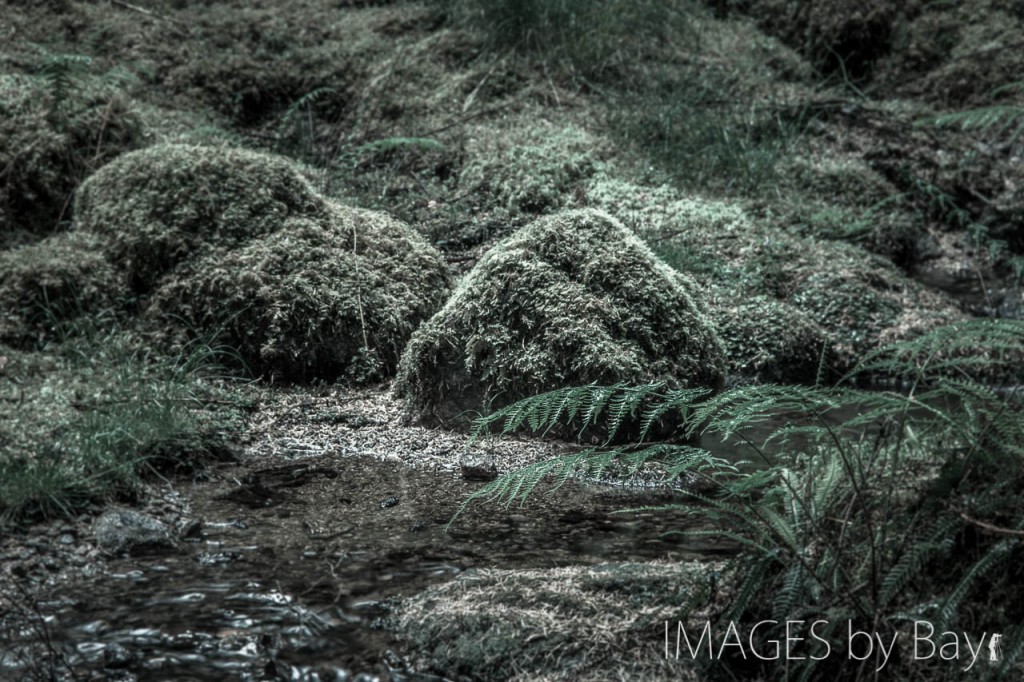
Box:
3;454;738;681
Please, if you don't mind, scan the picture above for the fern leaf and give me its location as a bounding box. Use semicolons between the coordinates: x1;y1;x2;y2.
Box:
936;538;1017;630
879;515;959;607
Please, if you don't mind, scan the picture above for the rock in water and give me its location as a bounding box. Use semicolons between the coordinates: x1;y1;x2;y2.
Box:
94;509;177;556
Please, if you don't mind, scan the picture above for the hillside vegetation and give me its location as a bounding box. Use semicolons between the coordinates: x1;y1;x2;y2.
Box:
1;0;1022;679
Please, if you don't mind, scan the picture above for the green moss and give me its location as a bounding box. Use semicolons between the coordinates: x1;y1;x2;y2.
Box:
585;177;964;373
0;70;144;243
395;562;709;681
709;292;831;385
74;143;327;291
395;208;725;427
459;123;603;215
150;205;452;383
0;232;125;348
768;155;923;262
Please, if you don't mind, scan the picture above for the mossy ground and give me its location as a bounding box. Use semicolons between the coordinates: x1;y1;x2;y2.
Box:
2;0;1023;678
396;561;715;681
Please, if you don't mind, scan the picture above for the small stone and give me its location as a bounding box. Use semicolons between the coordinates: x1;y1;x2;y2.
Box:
179;518;203;539
94;509;177;556
379;497;399;510
459;452;497;482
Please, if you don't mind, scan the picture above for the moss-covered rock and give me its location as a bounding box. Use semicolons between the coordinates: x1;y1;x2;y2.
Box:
585;177;964;372
0;232;125;347
74;143;327;292
151;205;452;383
458;122;604;215
395;209;725;427
0;71;143;245
709;292;831;385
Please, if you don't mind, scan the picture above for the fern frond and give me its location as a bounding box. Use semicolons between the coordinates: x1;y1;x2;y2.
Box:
879;515;959;608
638;386;711;441
471;382;687;442
773;560;809;621
279;86;337;127
688;384;840;442
925;105;1024;134
936;538;1017;631
723;555;777;621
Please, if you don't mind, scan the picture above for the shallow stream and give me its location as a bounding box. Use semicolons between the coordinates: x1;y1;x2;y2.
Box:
2;451;738;681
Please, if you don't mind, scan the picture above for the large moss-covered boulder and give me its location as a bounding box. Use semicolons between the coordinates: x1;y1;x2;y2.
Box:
395;209;726;427
74;143;327;291
151;206;452;382
69;142;451;383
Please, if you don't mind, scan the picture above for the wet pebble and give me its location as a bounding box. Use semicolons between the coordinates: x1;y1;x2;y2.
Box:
103;641;135;668
459;451;498;481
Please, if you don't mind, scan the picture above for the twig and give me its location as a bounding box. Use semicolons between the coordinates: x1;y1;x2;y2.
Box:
957;510;1024;538
108;0;191;38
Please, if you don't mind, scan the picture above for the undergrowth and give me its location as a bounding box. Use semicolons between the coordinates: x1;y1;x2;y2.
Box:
0;311;248;527
463;319;1024;680
437;0;691;76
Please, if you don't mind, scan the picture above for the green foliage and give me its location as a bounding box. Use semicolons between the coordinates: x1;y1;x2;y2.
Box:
608;81;800;194
903;173;1024;282
0;322;244;526
438;0;694;78
921;81;1024;140
464;319;1024;679
35;51;94;123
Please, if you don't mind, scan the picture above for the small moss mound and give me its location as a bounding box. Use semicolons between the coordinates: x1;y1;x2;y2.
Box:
458;122;604;215
0;232;124;348
0;71;143;244
710;293;831;385
395;209;725;427
74;143;327;292
151;205;452;383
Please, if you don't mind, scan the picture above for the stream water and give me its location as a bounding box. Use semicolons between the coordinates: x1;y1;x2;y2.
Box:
1;452;738;682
